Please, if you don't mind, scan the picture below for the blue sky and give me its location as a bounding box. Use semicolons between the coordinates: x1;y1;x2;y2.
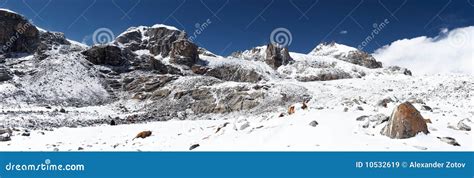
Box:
2;0;473;56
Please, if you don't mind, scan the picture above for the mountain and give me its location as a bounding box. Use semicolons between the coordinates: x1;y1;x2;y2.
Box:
0;9;471;151
309;42;383;68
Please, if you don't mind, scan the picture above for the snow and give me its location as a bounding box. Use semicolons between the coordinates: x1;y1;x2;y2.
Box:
0;8;18;14
151;24;180;31
1;73;471;151
309;42;358;57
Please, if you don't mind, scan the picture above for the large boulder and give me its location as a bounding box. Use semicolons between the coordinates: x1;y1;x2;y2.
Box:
0;9;40;54
169;39;199;67
381;102;429;139
265;43;292;69
81;45;135;66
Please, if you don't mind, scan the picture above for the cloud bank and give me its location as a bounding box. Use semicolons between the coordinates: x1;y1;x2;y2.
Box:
373;26;473;75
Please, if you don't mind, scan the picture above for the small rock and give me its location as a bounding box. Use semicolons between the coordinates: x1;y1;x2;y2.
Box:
421;105;432;112
110;119;117;126
59;108;66;113
78;147;84;151
437;137;461;146
343;107;348;112
288;106;295;115
413;146;428;150
133;131;152;140
0;133;11;142
376;97;393;108
457;118;471;131
309;121;318;127
189;144;200;150
21;132;30;136
356;106;364;111
239;122;250;130
356;115;369;121
53;148;59;151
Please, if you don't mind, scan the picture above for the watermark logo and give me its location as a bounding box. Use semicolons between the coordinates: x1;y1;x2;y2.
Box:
92;28;115;45
4;158;85;172
270;27;293;47
448;28;469;48
357;19;390;50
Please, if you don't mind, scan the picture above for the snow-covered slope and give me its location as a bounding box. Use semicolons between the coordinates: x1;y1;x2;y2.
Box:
1;74;471;151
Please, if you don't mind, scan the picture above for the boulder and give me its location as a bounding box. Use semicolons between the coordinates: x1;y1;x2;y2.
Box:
437;137;460;146
0;128;12;142
81;45;135;66
169;39;199;66
265;43;292;69
0;9;40;54
309;120;319;127
381;102;429;139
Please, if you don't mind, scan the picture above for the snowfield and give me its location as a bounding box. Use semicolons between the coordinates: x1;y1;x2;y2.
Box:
1;73;472;151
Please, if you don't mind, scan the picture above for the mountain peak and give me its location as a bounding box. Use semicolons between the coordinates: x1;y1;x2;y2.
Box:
309;42;358;56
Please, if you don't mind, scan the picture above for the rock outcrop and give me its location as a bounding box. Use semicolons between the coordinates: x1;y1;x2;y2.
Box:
265;43;292;69
81;45;135;66
381;102;429;139
115;25;199;67
169;39;199;67
0;9;40;54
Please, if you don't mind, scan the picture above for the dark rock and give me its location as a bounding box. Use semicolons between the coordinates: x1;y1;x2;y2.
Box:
78;147;84;150
59;108;66;113
116;25;187;57
189;144;200;150
309;120;319;127
437;137;460;146
0;128;12;141
81;45;135;66
191;65;209;75
21;132;30;136
0;9;40;54
376;97;394;108
356;115;369;121
169;39;199;67
356;106;364;111
0;66;12;81
421;105;432;112
110;119;117;126
381;102;429;139
265;43;292;69
39;31;70;47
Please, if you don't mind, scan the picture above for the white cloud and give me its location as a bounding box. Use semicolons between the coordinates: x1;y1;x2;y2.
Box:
373;26;474;75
